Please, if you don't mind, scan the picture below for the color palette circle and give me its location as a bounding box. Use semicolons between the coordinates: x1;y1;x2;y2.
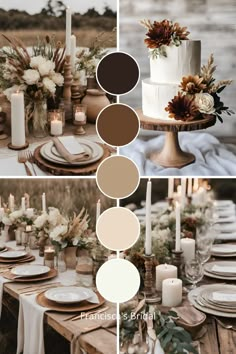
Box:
96;207;140;251
96;259;140;303
96;103;140;147
96;51;140;95
96;156;140;199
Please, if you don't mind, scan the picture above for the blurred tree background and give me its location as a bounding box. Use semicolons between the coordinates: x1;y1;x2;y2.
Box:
0;0;116;47
0;178;115;229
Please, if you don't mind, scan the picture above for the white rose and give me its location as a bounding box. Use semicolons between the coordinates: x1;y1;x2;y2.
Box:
38;60;55;76
30;56;47;69
34;213;48;229
43;77;56;94
50;224;68;242
195;93;215;114
51;72;64;86
9;210;23;222
2;216;12;226
3;85;23;101
23;69;40;85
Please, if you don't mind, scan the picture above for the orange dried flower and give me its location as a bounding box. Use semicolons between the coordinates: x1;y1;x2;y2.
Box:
180;75;206;94
144;19;173;49
173;22;190;40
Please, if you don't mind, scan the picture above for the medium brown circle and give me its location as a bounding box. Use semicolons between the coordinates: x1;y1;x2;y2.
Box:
96;156;140;199
96;104;140;147
96;52;140;95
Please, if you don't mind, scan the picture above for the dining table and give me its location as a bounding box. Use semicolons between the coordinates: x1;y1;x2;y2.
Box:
0;122;107;176
0;241;117;354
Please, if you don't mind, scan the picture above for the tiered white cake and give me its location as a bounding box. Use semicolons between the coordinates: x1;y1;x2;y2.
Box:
142;40;201;120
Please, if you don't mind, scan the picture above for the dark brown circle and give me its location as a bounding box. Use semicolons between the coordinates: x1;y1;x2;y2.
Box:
96;104;140;146
96;52;140;95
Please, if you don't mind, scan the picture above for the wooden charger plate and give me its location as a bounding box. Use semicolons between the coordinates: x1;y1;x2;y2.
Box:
34;143;111;176
36;290;105;313
0;254;35;264
3;268;57;282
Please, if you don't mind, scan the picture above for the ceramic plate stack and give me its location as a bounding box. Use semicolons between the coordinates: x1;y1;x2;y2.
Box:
44;287;99;304
213;200;236;241
0;250;35;264
211;244;236;257
188;284;236;318
204;261;236;280
40;139;104;167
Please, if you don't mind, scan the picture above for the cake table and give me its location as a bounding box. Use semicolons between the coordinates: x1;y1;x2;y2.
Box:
137;108;216;168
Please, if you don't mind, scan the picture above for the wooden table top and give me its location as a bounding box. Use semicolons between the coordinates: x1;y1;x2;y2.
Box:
3;281;117;354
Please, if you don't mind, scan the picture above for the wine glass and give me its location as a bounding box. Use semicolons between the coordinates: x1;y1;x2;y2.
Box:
185;259;204;290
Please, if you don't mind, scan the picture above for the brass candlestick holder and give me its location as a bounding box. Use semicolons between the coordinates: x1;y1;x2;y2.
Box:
142;254;160;303
63;55;73;101
171;249;184;277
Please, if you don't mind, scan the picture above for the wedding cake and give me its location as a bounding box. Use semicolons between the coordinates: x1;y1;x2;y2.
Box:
141;19;201;120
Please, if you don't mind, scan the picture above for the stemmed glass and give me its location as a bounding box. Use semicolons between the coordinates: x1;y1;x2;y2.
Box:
21;232;30;252
185;259;204;290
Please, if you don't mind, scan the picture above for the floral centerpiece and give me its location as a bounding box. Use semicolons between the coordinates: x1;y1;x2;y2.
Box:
140;19;190;58
165;55;233;122
120;300;198;354
0;35;65;136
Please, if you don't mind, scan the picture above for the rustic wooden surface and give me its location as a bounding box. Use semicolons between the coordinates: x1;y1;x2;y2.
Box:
119;0;236;138
136;108;216;132
3;282;117;354
33;143;111;176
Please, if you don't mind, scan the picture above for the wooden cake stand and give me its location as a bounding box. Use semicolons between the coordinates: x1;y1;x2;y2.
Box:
136;109;216;168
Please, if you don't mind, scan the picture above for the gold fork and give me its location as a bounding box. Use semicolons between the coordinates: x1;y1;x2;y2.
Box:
17;151;32;176
25;150;37;176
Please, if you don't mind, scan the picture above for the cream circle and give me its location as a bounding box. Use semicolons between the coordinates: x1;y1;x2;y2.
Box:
96;207;140;251
96;259;140;303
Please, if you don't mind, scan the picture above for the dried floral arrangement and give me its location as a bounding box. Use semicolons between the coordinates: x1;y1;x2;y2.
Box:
140;19;189;58
165;54;233;122
0;35;65;128
120;300;198;354
75;32;110;78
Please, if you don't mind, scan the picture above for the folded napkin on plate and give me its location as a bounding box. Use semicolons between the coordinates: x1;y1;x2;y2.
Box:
53;136;92;163
17;294;49;354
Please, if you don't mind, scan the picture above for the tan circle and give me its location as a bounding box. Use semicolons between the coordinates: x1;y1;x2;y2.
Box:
96;259;140;303
96;156;140;199
96;207;140;251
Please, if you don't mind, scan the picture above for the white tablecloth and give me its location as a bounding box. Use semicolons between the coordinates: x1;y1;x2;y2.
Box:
120;132;236;176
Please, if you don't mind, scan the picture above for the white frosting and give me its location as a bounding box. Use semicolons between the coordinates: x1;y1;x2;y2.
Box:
150;40;201;84
142;79;179;120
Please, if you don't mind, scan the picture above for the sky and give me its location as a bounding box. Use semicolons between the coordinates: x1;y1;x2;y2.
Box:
0;0;117;14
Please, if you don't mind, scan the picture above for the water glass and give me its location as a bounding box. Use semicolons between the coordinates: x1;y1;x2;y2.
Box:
185;259;204;289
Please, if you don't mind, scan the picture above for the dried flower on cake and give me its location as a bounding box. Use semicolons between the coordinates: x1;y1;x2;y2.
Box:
165;93;198;121
180;75;206;95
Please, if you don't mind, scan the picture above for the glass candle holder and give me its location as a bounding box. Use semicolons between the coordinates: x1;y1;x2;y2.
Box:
73;104;87;135
48;110;64;136
44;245;55;269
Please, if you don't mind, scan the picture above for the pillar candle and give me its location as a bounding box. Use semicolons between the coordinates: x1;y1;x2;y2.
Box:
193;178;199;192
181;178;186;208
145;179;152;256
175;201;181;251
187;178;192;197
168;178;174;199
21;197;26;211
162;278;182;307
156;264;177;291
181;238;195;262
51;119;63;136
75;111;86;122
0;208;4;218
70;34;76;74
11;91;25;147
8;194;15;211
42;193;46;213
66;7;72;56
96;199;101;224
44;245;55;269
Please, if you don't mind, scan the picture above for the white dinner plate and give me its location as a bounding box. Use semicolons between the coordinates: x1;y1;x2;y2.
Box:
40;139;103;166
211;244;236;256
0;250;27;259
188;284;236;318
45;287;99;304
11;265;50;277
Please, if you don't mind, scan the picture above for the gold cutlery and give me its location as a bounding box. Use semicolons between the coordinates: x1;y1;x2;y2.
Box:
18;151;32;176
17;281;61;291
18;282;61;294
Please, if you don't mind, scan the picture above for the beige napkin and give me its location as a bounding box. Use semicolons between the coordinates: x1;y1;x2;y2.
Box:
52;137;92;164
70;307;116;354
